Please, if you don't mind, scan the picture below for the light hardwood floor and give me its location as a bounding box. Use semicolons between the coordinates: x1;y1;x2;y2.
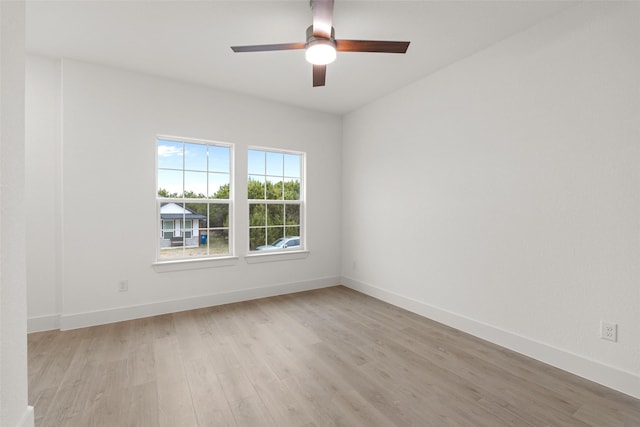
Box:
28;286;640;426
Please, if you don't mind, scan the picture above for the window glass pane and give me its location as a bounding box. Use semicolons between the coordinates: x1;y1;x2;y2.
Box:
183;203;207;248
267;204;284;226
209;204;229;228
159;249;177;260
186;243;208;258
250;228;266;251
184;143;207;171
248;150;265;175
285;226;300;239
248;176;266;199
267;227;284;246
158;211;187;259
285;204;300;225
159;246;183;260
209;173;230;199
284;154;300;178
284;178;300;201
208;229;229;255
209;146;230;173
266;178;283;200
266;152;283;176
184;201;206;218
162;201;186;215
157;140;183;170
249;204;266;226
158;169;182;197
184;171;207;197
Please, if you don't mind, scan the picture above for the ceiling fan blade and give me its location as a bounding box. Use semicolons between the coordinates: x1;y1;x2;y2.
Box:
313;64;327;87
335;40;410;54
231;42;306;53
311;0;335;38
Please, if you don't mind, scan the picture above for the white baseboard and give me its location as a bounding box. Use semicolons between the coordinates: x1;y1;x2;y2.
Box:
341;276;640;400
57;276;339;331
27;314;60;333
16;406;34;427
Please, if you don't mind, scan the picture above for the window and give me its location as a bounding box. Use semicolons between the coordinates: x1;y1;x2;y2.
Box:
157;137;232;261
182;220;193;239
248;148;304;252
162;220;174;239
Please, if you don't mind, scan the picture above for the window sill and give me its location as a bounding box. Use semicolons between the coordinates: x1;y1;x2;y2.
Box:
153;256;239;273
244;250;309;264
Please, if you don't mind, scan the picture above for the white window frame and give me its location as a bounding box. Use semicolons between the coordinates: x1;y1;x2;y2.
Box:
155;135;235;265
247;147;306;255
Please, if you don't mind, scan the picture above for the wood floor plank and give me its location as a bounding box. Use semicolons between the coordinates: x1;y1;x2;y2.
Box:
126;381;160;427
28;328;88;398
174;310;209;362
80;359;131;427
249;323;309;381
310;340;430;426
41;358;107;426
129;341;156;387
326;390;390;427
378;325;589;425
154;335;198;427
280;374;339;427
572;400;640;427
28;286;640;427
230;395;276;427
251;375;316;427
183;357;236;427
217;367;257;404
201;333;244;374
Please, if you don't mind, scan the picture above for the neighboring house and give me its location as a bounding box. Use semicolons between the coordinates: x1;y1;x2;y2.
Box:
159;203;206;248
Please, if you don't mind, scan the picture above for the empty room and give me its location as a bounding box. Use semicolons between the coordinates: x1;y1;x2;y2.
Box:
1;0;639;426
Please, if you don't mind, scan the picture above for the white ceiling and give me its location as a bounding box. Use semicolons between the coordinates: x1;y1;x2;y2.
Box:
26;0;578;115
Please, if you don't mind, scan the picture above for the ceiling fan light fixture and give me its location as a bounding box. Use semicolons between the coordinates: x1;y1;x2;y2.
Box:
305;39;336;65
230;1;410;87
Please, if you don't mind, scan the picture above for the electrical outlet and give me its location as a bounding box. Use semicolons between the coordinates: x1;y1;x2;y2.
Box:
118;280;129;292
600;321;617;342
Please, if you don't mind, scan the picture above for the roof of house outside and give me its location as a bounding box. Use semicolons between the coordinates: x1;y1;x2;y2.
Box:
160;202;206;220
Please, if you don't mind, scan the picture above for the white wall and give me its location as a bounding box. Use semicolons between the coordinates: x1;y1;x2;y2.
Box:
1;1;34;426
25;55;61;330
342;2;639;398
26;57;342;331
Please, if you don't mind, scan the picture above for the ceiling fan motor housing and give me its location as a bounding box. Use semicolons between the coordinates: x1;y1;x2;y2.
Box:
306;25;336;47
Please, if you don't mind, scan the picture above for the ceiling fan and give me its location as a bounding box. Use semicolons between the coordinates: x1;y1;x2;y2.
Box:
231;0;410;87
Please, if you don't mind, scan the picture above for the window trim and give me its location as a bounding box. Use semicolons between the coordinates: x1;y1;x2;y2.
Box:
244;250;309;264
152;256;240;272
